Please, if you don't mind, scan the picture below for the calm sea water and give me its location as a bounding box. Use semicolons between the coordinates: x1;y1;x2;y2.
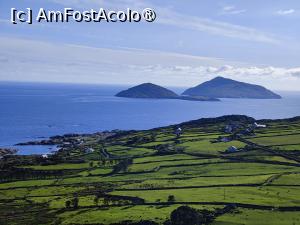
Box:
0;82;300;155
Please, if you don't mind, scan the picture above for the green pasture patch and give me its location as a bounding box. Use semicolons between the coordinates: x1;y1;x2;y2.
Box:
111;147;155;157
128;158;225;173
104;162;300;183
247;134;300;146
272;173;300;185
106;145;156;157
119;174;271;190
0;179;56;189
22;162;92;170
142;162;300;178
50;195;96;209
55;176;104;185
78;167;113;176
106;145;130;152
179;140;246;155
139;141;174;148
133;154;200;164
241;155;299;164
0;188;29;199
254;129;300;137
113;186;300;207
59;204;221;225
273;144;300;151
195;162;299;176
179;134;222;142
27;196;55;205
27;185;88;197
28;195;99;209
213;209;300;225
155;134;174;142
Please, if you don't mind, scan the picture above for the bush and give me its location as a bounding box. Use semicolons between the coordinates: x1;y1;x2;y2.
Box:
166;206;215;225
167;195;175;202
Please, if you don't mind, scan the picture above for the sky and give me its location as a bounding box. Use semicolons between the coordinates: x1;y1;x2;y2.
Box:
0;0;300;90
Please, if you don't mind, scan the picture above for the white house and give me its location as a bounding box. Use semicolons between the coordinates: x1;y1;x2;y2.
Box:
226;146;238;153
254;122;267;128
42;154;49;159
175;127;182;137
220;137;231;142
85;148;95;154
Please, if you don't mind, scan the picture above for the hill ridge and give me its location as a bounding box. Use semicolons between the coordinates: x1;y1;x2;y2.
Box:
182;76;281;99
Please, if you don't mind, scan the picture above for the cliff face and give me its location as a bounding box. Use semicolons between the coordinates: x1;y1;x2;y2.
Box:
182;76;282;99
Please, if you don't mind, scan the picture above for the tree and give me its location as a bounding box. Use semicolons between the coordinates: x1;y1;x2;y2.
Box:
94;195;100;206
170;206;200;225
103;197;109;206
167;195;175;203
71;196;79;209
89;161;94;168
168;206;214;225
65;200;71;209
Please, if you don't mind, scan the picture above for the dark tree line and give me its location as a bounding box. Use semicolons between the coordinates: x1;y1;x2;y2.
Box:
0;168;71;182
111;158;133;174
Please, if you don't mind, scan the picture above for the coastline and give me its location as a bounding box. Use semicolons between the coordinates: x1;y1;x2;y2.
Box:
5;114;300;156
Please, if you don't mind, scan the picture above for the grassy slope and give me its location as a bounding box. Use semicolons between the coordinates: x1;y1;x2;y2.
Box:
1;116;300;225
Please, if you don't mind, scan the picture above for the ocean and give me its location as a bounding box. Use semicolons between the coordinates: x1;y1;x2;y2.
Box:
0;82;300;155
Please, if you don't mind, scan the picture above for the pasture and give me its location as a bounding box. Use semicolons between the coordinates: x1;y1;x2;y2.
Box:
1;115;300;224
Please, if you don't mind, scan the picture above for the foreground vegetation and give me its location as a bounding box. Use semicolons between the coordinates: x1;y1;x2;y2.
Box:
1;115;300;225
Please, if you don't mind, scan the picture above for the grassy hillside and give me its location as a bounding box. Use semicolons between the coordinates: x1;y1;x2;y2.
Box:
1;115;300;225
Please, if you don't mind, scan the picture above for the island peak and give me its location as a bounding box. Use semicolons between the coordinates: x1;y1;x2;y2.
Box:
182;76;281;99
116;83;219;102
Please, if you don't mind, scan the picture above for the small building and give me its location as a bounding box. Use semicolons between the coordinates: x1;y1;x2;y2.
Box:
42;154;49;159
220;137;231;142
224;125;233;133
85;148;95;154
240;128;255;136
254;122;267;128
62;142;72;147
226;146;238;153
224;123;240;133
175;127;182;138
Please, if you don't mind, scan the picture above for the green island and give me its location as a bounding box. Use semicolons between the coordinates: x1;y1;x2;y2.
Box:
1;115;300;225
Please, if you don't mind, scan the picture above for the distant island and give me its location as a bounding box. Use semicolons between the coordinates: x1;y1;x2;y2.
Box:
182;76;281;99
115;83;219;101
116;77;281;101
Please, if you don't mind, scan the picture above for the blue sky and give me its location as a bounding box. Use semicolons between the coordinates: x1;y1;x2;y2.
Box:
0;0;300;90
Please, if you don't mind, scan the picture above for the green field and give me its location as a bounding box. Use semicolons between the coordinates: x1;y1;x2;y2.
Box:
1;115;300;225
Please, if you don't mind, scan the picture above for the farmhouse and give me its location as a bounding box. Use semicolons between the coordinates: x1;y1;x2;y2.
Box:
253;122;267;128
85;148;95;154
226;146;238;153
175;127;182;137
220;136;231;142
224;123;241;133
42;154;49;159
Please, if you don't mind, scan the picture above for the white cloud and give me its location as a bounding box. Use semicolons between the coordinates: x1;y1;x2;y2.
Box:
221;5;246;15
223;6;235;11
0;37;235;86
47;0;280;44
276;9;295;15
157;10;279;44
0;37;299;90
